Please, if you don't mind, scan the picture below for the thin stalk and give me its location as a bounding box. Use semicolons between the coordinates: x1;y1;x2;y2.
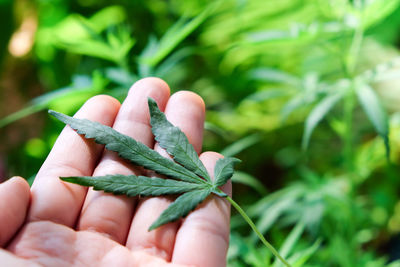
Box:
342;0;364;172
345;0;364;76
343;87;355;172
226;196;291;267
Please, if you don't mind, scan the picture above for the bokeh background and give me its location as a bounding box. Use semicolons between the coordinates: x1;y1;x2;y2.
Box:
2;0;400;266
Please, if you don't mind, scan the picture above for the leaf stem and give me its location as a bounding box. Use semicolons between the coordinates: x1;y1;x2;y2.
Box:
344;86;355;172
225;195;291;267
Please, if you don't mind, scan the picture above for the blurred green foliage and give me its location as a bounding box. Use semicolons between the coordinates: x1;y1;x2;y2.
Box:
2;0;400;266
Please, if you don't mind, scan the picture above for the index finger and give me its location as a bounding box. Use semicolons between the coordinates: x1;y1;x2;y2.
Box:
28;95;120;227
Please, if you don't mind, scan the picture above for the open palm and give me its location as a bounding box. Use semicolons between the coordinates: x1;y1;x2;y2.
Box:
0;78;231;267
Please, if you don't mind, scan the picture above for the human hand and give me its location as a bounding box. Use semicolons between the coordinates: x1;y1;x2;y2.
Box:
0;78;231;267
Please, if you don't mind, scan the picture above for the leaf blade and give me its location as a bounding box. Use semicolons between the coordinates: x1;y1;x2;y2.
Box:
355;84;389;136
214;157;241;187
61;175;205;197
355;84;390;158
49;110;205;184
149;189;211;231
302;91;343;149
148;98;211;182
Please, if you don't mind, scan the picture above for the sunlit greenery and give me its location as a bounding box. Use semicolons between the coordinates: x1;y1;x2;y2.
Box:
2;0;400;266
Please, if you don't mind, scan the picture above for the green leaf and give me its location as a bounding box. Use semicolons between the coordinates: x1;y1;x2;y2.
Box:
148;98;211;182
140;4;215;67
52;97;240;233
302;91;344;149
273;222;305;267
61;175;205;197
49;110;205;184
149;189;211;230
281;95;305;122
355;84;390;157
231;171;268;195
220;134;260;157
286;239;321;267
214;157;241;187
0;73;105;128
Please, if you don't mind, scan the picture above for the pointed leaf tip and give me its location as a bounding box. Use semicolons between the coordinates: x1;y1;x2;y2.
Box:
148;189;211;231
214;157;241;187
148;96;211;182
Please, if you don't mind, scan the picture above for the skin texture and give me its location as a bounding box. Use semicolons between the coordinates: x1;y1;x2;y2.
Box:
0;78;231;267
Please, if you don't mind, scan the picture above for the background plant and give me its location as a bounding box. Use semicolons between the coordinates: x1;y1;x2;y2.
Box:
2;0;400;266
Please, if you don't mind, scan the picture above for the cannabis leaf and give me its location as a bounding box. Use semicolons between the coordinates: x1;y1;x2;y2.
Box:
49;98;240;230
49;97;291;267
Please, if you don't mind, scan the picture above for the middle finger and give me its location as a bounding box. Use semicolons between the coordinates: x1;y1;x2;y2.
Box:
76;78;170;244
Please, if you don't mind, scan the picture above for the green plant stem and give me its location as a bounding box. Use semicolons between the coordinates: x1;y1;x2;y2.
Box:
345;0;364;76
225;195;291;267
342;1;364;172
344;87;355;172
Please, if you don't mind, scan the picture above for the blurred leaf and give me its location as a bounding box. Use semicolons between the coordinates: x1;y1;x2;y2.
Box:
355;83;390;158
221;133;261;157
254;197;297;238
281;95;306;122
273;222;305;267
104;67;136;87
55;23;135;65
87;6;127;32
140;4;215;67
287;239;321;267
302;90;345;149
155;47;196;77
231;171;268;195
228;233;272;267
0;72;106;128
204;121;229;139
0;105;45;128
362;0;400;29
248;68;300;85
244;89;287;103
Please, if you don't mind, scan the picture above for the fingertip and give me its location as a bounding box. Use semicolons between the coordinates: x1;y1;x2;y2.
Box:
4;176;30;199
161;91;206;153
129;77;171;105
71;95;121;127
0;176;31;246
200;151;224;161
169;91;205;114
84;94;121;114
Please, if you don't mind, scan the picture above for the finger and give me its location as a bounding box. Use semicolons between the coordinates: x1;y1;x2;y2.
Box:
28;95;120;227
77;78;170;244
126;91;206;261
172;152;231;267
0;177;30;247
